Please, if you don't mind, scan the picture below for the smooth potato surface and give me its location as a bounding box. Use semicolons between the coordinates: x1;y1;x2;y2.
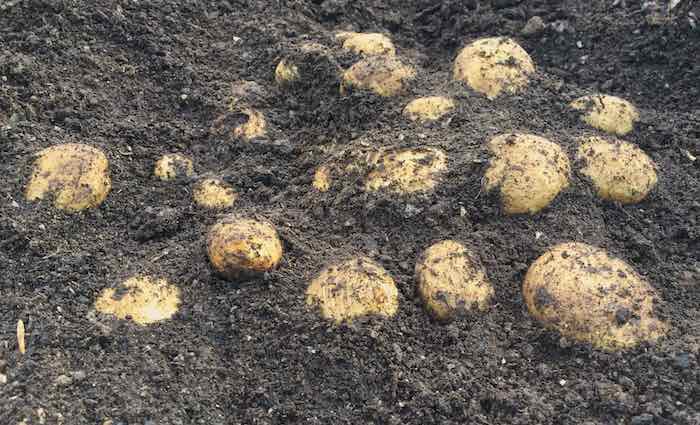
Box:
403;96;456;123
95;276;181;325
570;95;639;136
341;32;396;56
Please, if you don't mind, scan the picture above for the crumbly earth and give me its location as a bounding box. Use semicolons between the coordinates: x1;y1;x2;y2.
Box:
1;1;699;424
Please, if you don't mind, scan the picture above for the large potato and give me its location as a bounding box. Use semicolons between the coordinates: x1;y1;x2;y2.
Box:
415;240;494;321
570;95;639;136
25;143;111;212
523;242;668;351
207;217;283;279
95;276;181;325
365;147;448;194
193;178;238;209
403;96;456;123
337;32;396;56
341;56;415;97
306;257;399;323
154;153;194;181
483;134;570;214
577;136;657;204
453;37;535;99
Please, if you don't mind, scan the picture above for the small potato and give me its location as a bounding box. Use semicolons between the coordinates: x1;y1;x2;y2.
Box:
312;165;332;192
275;59;300;85
577;136;657;204
233;107;267;140
415;240;494;321
207;217;283;279
523;242;668;351
341;56;416;97
453;37;535;99
193;178;237;209
154;153;194;181
339;32;396;56
95;276;181;325
25;143;111;212
484;134;570;215
570;95;639;136
365;147;448;194
403;96;456;123
306;257;399;323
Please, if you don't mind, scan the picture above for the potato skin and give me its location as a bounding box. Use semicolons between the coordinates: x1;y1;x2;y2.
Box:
453;37;535;99
275;59;300;85
193;178;237;209
25;143;111;212
95;276;180;325
341;56;415;97
341;32;396;56
415;240;494;321
570;95;639;136
306;257;399;323
154;153;194;181
365;147;448;194
523;242;667;351
403;96;456;123
207;217;283;279
484;134;570;215
577;136;657;204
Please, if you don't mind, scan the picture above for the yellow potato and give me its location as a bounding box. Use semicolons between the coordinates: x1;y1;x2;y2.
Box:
233;107;267;140
577;136;657;204
365;147;448;194
154;153;194;181
275;59;300;85
25;143;111;212
453;37;535;99
484;134;570;214
312;165;331;192
570;95;639;136
306;257;399;323
193;178;238;209
403;96;456;123
523;242;668;351
341;56;415;97
207;217;283;279
95;276;181;325
415;240;494;321
340;32;396;56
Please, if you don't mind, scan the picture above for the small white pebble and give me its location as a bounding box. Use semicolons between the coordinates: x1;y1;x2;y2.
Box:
576;41;583;48
0;373;7;384
535;231;543;240
245;335;252;341
180;94;188;100
501;358;506;365
459;206;467;217
559;379;567;386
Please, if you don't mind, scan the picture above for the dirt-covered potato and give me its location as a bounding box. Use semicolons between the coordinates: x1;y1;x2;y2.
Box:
207;217;283;279
274;59;300;85
523;242;668;351
337;32;396;56
312;165;332;192
484;134;570;214
193;178;237;209
453;37;535;99
365;147;448;194
25;143;111;212
154;153;194;181
415;240;494;321
95;276;181;325
306;257;399;323
570;95;639;136
577;136;657;204
341;56;416;97
403;96;456;123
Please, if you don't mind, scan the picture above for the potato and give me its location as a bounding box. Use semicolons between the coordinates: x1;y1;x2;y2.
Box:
523;242;668;351
570;95;639;136
95;276;181;325
193;178;237;209
453;37;535;99
306;257;399;323
207;217;283;279
274;42;338;88
577;136;657;204
154;153;194;181
483;134;570;214
312;165;332;192
365;147;448;194
274;59;300;85
415;240;494;321
25;143;111;212
233;107;267;140
403;96;456;123
341;56;416;97
338;32;396;56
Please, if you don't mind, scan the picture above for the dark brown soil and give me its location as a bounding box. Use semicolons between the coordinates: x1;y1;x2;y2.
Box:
1;1;699;424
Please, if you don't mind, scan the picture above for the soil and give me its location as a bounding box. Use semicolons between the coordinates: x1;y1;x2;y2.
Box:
1;1;699;424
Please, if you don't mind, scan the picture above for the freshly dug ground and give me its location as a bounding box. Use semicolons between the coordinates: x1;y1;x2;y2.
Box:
1;1;699;424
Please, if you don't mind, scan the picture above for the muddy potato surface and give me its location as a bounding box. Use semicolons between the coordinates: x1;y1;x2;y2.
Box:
154;153;194;181
25;143;111;212
95;276;181;325
193;178;238;209
453;37;535;99
365;147;448;194
577;136;657;204
403;96;456;123
207;217;283;279
483;134;570;214
523;242;668;351
306;257;399;323
341;56;415;97
570;94;639;136
415;240;494;321
338;32;396;56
